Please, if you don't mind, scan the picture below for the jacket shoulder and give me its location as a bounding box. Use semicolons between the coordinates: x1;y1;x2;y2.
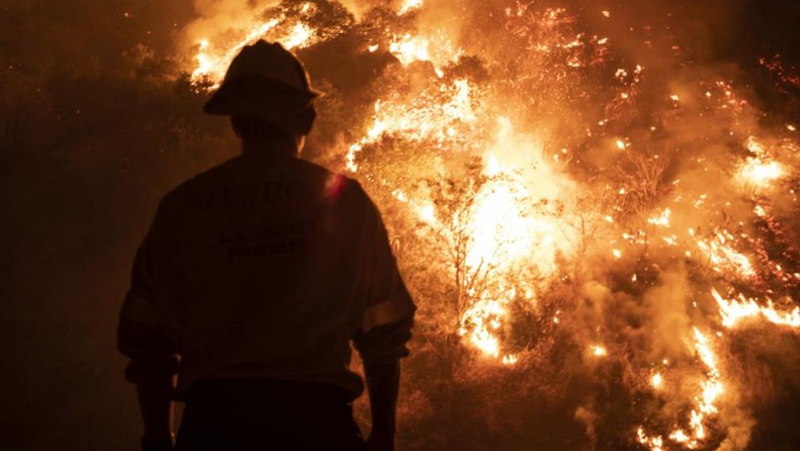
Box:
156;157;241;212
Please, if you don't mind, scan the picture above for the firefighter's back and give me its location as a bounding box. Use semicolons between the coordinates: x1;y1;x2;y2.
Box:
153;151;374;394
118;40;414;451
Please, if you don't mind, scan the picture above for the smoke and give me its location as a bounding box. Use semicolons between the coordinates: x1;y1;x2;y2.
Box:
574;405;598;447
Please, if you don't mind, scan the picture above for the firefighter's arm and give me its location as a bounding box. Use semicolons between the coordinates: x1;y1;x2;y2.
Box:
118;318;179;451
364;360;401;450
354;189;417;449
119;199;182;450
354;316;414;451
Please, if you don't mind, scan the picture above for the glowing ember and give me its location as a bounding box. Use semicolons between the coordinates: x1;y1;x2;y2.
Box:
669;429;690;443
502;354;519;365
651;372;663;389
647;208;671;227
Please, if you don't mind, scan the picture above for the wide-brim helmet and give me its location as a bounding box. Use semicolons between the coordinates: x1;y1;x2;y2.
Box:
203;40;322;119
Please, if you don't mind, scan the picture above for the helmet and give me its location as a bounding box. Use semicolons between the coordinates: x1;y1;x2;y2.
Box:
203;41;321;121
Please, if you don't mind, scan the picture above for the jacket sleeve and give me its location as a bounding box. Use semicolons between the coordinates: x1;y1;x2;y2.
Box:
352;202;416;363
117;209;178;376
353;315;415;364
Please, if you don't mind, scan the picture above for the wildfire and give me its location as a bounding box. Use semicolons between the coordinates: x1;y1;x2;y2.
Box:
183;1;800;449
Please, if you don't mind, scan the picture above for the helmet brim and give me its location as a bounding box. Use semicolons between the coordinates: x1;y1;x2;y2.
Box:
203;75;322;117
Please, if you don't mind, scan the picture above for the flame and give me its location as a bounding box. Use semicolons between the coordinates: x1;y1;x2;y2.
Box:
192;18;281;86
647;208;672;227
637;428;665;451
387;30;462;70
502;354;519;365
460;300;503;357
712;289;800;329
389;33;431;65
640;329;725;449
398;0;423;15
738;159;785;187
737;136;786;188
282;22;314;49
651;372;663;389
465;156;534;269
694;231;756;279
411;118;571;357
669;429;690;444
346;77;476;171
189;4;336;88
692;328;723;415
676;327;724;445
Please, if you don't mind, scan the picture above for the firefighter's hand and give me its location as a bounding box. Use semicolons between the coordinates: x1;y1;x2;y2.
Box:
365;429;395;451
141;433;174;451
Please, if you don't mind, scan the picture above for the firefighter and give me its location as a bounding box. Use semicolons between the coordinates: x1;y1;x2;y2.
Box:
117;40;416;451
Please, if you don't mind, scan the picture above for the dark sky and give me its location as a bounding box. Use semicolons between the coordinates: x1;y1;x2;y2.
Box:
2;1;800;449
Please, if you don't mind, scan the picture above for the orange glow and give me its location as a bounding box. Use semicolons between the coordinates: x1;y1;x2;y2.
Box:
183;3;800;449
